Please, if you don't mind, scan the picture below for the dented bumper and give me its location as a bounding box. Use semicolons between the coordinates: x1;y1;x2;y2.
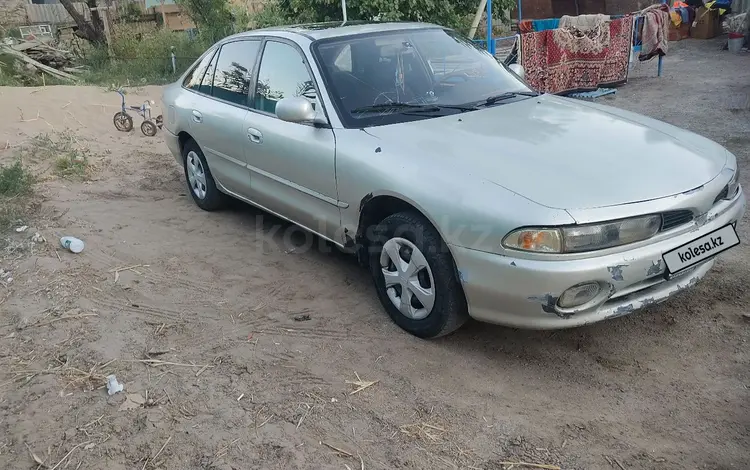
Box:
450;188;746;329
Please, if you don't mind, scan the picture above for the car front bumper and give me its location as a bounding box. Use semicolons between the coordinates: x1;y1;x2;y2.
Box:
450;188;746;329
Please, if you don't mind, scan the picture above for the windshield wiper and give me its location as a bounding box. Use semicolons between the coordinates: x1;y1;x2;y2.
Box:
350;103;476;115
479;91;539;107
351;103;440;114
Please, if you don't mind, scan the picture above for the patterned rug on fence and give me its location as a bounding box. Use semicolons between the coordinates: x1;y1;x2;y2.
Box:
520;15;634;95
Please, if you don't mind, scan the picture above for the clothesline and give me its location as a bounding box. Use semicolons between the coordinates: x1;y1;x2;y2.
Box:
476;4;668;78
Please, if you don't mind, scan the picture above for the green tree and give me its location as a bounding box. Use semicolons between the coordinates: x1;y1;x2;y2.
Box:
274;0;516;32
175;0;236;42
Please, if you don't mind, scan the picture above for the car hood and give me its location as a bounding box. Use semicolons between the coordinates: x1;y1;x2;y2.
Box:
365;94;728;210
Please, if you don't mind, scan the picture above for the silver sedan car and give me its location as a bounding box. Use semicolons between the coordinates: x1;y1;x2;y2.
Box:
162;21;745;338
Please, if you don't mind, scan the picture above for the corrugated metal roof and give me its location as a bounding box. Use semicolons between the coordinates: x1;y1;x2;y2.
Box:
144;0;175;8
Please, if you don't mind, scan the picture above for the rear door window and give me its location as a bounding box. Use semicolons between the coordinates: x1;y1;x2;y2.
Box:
198;52;218;95
211;40;262;107
183;49;217;93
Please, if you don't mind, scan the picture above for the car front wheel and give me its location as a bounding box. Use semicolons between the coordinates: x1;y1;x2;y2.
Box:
369;211;469;338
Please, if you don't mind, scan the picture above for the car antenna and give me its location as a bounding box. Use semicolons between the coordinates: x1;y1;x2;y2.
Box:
341;0;347;26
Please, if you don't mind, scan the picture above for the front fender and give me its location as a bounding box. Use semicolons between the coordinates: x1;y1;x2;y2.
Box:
334;129;573;254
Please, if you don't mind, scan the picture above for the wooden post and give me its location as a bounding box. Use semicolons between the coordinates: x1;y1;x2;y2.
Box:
91;5;114;57
101;7;112;57
468;0;488;39
160;0;168;29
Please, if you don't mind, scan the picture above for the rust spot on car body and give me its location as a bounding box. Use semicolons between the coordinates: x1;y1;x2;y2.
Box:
359;193;373;213
609;303;635;318
528;294;564;316
607;265;628;281
646;260;663;276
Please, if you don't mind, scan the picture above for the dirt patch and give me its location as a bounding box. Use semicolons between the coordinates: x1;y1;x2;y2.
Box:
1;38;749;470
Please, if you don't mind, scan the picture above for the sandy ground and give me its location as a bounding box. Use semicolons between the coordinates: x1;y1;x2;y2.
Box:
0;38;748;470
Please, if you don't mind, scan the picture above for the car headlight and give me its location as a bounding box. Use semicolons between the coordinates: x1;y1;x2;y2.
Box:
502;228;563;253
503;215;662;253
726;167;740;199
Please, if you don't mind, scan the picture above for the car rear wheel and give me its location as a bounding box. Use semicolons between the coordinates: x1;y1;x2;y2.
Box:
182;139;226;211
369;211;469;338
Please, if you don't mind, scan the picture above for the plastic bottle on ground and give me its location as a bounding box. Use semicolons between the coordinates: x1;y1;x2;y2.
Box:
60;236;84;253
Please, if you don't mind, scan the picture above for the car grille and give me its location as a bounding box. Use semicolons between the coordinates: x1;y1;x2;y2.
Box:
660;210;694;231
714;185;729;204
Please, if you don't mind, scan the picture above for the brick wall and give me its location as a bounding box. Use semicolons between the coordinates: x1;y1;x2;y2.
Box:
513;0;646;19
515;0;553;19
552;0;580;17
577;0;606;14
604;0;646;14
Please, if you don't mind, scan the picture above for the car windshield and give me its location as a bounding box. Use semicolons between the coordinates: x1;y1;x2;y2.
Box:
312;27;533;127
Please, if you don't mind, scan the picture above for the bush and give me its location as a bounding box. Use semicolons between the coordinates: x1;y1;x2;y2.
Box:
0;160;34;197
81;25;212;85
0;159;35;230
175;0;237;43
249;1;289;28
118;2;143;24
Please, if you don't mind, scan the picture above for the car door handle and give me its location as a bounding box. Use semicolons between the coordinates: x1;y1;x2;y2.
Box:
191;110;202;123
247;127;262;144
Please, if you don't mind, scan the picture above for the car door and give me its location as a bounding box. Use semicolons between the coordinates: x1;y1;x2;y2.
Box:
244;38;341;243
187;39;261;197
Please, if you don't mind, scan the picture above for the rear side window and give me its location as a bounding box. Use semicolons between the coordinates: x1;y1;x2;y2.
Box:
183;49;217;92
212;40;261;106
198;52;218;95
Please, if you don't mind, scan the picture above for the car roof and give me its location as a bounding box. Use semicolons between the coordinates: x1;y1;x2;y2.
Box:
234;21;446;41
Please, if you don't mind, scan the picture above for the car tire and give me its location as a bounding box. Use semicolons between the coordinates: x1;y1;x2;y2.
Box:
369;211;469;338
182;139;227;211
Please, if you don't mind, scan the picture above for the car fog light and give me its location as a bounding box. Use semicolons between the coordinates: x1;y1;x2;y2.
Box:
558;282;601;309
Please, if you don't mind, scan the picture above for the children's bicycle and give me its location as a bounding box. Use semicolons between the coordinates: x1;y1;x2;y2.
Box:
113;89;163;137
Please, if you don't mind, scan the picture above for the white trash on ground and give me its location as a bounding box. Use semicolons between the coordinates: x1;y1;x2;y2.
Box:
60;236;84;253
106;375;124;395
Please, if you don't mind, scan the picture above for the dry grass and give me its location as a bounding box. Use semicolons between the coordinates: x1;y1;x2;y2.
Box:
27;132;94;181
0;130;95;252
0;159;36;235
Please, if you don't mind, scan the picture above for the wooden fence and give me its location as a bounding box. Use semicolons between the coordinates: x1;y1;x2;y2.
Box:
24;3;90;25
21;0;147;26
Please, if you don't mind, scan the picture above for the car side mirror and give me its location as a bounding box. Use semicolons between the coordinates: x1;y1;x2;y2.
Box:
509;64;525;79
276;97;327;126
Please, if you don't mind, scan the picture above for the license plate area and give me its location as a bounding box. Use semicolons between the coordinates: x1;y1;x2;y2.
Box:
662;224;740;276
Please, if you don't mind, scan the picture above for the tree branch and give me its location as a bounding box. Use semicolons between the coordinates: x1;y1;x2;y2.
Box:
59;0;106;45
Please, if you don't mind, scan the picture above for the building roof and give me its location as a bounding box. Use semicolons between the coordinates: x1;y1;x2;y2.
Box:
145;0;176;8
